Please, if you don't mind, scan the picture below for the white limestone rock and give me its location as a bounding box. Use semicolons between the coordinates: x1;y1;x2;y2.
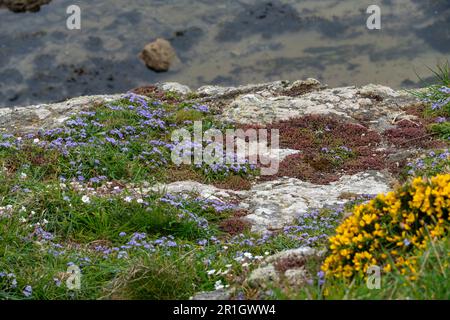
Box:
159;82;192;95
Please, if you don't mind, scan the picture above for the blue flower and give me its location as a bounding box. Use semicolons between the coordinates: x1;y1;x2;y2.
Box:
438;86;450;94
166;241;177;247
23;285;32;297
53;278;62;287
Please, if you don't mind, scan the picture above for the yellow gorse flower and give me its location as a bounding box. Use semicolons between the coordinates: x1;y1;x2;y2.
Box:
321;174;450;279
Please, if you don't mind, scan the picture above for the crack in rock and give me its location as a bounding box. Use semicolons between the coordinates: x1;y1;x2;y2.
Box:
145;170;392;234
240;171;392;233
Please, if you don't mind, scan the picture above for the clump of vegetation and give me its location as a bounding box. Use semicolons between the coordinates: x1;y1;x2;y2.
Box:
413;63;450;140
404;149;450;179
243;115;385;184
272;236;449;300
321;174;449;280
0;92;257;189
384;119;438;148
107;250;201;300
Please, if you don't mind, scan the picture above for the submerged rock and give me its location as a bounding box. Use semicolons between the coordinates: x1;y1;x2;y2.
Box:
0;0;51;12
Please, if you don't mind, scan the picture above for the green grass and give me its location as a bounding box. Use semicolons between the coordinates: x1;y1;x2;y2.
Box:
413;62;450;140
0;172;344;300
0;93;261;299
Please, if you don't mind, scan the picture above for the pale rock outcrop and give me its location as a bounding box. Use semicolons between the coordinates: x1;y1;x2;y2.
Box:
140;170;392;234
159;82;192;95
247;247;322;288
1;79;420;134
0;94;121;133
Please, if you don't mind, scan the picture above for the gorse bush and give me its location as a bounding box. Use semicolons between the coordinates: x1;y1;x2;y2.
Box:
321;174;450;280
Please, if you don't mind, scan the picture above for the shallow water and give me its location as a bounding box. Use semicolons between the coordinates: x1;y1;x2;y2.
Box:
0;0;449;107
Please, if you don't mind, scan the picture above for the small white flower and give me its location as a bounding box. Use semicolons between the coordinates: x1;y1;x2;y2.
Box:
31;211;36;216
19;217;27;223
264;251;270;256
20;172;27;179
124;196;133;203
33;138;40;144
136;198;144;204
214;280;224;290
243;252;253;259
222;246;228;250
242;262;250;268
254;256;264;260
81;195;90;204
207;269;216;276
42;219;48;225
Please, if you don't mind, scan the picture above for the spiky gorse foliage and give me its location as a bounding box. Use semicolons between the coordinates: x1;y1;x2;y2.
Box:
321;174;450;280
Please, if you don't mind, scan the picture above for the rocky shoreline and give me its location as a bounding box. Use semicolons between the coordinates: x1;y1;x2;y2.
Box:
0;79;420;131
1;79;447;299
0;81;428;231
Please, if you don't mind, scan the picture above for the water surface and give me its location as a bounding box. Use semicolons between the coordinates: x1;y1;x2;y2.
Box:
0;0;449;107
